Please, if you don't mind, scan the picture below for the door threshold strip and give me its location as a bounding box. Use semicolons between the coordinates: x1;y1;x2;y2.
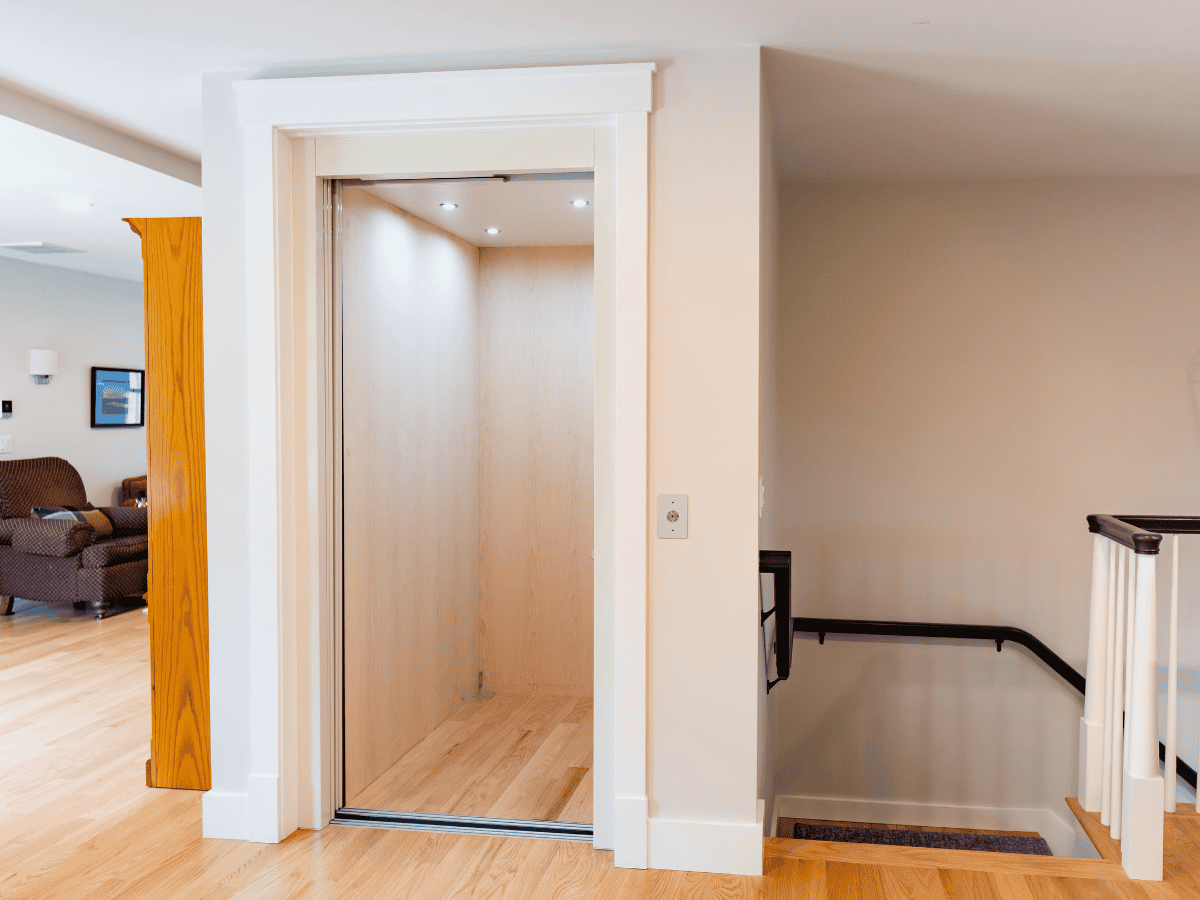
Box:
331;808;594;841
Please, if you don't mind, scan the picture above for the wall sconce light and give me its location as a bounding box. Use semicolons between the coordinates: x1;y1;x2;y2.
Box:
30;349;59;385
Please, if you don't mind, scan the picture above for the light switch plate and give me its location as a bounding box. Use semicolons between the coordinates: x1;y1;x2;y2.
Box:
0;435;11;454
657;493;688;539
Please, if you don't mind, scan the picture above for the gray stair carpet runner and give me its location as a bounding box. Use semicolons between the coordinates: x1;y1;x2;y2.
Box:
791;822;1053;856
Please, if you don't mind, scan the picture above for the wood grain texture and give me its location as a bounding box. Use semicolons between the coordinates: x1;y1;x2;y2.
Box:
763;837;1127;880
3;610;1199;900
1066;797;1122;862
350;692;592;822
339;188;482;799
478;246;594;694
125;216;210;792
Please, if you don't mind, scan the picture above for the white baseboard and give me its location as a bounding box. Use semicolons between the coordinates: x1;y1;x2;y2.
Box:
648;814;764;876
772;794;1077;858
248;773;285;843
201;790;249;840
614;794;648;869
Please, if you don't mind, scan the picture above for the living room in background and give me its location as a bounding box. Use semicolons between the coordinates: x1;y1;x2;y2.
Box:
0;256;146;506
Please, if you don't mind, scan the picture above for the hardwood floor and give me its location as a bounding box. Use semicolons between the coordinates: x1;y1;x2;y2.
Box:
349;692;593;823
4;598;1200;899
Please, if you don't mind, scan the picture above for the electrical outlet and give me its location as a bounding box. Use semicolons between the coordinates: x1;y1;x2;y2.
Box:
657;494;688;539
0;435;11;454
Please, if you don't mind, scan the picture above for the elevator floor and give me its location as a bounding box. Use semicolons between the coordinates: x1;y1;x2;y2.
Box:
349;692;593;823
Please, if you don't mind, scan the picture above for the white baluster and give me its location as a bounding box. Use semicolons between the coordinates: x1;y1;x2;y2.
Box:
1167;535;1179;813
1124;550;1136;773
1081;535;1110;811
1102;538;1117;826
1110;545;1127;840
1121;550;1164;881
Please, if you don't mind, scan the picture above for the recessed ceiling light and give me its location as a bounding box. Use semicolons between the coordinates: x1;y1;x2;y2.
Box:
57;196;92;213
485;227;500;235
440;202;458;210
571;199;590;208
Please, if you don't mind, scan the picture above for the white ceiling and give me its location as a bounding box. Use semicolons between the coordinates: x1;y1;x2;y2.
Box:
363;177;594;248
0;0;1197;272
0;115;201;282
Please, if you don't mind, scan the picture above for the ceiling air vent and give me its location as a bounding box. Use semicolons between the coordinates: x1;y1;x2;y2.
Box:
0;242;83;254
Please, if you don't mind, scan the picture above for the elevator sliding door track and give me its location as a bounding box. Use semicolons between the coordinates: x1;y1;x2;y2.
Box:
331;808;593;841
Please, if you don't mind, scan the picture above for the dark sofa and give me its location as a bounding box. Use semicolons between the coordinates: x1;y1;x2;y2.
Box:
0;457;148;619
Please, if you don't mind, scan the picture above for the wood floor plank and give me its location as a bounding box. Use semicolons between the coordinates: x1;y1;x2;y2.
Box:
765;856;826;900
764;837;1128;880
353;691;592;823
558;766;593;823
939;868;1003;900
827;861;887;900
880;864;948;900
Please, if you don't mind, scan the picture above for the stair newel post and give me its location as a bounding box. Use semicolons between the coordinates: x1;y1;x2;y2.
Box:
1166;535;1179;813
1102;539;1117;826
1121;550;1164;881
1081;535;1111;812
1109;546;1127;840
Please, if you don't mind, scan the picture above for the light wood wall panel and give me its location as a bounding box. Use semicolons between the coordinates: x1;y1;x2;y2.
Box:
478;246;594;694
125;217;210;791
340;187;481;801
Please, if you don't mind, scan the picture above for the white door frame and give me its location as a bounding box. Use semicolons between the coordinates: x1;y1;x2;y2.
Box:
204;63;653;868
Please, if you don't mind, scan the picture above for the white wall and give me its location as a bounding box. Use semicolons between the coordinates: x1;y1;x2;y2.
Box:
771;177;1200;848
0;255;145;506
644;47;764;873
758;46;781;836
200;69;254;838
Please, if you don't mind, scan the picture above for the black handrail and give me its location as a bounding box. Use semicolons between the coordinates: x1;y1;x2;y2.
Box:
794;617;1084;692
792;615;1198;791
1087;514;1200;554
759;551;792;690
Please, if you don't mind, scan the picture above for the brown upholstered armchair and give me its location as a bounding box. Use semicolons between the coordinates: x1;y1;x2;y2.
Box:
121;474;147;507
0;457;148;619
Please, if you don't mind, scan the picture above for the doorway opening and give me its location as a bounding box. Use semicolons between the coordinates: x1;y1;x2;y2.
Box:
332;172;595;840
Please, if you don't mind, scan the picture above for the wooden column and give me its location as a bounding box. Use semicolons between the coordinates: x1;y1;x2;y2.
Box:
125;217;210;791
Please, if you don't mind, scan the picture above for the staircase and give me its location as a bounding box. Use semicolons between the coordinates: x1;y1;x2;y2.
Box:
762;516;1200;885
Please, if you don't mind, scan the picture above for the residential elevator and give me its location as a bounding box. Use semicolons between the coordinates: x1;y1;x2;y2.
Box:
334;176;595;836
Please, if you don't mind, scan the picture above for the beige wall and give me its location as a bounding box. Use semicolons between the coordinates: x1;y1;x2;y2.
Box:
478;246;595;695
647;46;764;840
772;177;1200;828
340;187;481;800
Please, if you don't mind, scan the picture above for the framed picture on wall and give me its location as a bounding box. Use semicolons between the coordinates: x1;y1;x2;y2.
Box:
91;367;145;428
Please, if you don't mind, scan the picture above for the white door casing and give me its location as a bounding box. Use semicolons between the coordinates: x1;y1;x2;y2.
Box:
200;63;652;868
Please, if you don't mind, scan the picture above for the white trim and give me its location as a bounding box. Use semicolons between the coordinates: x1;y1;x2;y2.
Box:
772;794;1079;858
0;81;201;185
312;129;595;178
236;64;655;129
204;63;653;868
201;791;249;840
611;109;649;866
648;814;764;877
